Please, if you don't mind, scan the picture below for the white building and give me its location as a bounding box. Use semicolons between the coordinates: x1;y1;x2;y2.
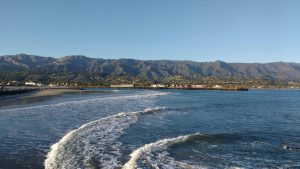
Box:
48;83;57;87
25;81;43;87
25;81;37;86
151;84;166;88
111;84;134;88
212;85;223;89
191;85;206;88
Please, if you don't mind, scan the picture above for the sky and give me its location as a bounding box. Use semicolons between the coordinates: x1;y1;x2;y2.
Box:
1;0;300;63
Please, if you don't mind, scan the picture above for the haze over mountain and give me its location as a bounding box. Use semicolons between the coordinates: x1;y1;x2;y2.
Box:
1;54;300;83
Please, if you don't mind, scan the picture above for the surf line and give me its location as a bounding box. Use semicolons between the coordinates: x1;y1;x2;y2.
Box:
123;133;202;169
0;91;168;113
44;107;167;169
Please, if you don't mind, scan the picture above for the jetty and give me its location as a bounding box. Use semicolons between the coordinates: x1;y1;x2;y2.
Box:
0;87;37;96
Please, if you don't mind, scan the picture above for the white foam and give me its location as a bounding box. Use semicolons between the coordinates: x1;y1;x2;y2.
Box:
123;133;205;169
44;107;167;169
0;90;168;113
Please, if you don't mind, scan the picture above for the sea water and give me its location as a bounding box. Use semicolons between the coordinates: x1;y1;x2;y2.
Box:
0;89;299;169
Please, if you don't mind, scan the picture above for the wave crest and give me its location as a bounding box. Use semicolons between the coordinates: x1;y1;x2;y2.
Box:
123;133;203;169
44;107;167;169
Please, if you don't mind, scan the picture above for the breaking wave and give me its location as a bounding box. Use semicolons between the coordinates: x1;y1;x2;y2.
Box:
123;133;203;169
44;107;167;169
0;91;168;113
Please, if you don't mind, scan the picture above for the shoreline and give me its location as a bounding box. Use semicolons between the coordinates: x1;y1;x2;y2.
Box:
0;88;110;110
0;87;83;97
22;89;86;99
1;85;299;98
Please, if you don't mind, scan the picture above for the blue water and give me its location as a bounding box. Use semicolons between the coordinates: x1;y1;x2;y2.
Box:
0;89;300;169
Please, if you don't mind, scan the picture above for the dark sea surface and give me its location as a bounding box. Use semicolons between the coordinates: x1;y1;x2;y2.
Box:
0;89;299;169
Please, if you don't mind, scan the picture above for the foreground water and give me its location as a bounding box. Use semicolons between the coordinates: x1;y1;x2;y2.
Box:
0;89;300;169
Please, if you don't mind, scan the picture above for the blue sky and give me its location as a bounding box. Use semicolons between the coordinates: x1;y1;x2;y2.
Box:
1;0;300;62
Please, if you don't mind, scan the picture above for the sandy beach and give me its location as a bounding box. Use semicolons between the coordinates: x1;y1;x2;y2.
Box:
0;88;109;110
22;89;85;98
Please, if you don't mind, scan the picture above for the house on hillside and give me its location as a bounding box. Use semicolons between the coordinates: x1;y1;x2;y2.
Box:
212;85;223;89
25;81;43;87
151;84;166;88
25;81;37;86
191;85;206;89
110;84;134;88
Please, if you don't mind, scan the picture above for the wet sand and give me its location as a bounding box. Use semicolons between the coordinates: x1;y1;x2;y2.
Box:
22;89;86;98
0;89;109;110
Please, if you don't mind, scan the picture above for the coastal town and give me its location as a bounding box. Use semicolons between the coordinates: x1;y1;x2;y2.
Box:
1;79;300;96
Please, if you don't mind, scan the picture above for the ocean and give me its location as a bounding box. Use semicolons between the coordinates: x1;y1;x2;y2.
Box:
0;89;300;169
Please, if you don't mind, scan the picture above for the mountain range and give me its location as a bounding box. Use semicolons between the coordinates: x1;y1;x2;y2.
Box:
1;54;300;84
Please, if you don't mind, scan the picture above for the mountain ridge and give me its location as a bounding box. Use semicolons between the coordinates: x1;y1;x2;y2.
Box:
1;54;300;83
